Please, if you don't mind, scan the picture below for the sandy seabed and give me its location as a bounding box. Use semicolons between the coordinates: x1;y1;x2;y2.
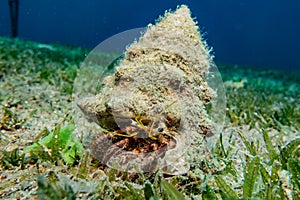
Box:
0;37;299;199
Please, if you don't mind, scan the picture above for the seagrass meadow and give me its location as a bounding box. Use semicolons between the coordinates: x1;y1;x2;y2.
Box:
0;36;299;199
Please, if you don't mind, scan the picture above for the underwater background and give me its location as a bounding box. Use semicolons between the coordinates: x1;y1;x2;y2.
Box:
1;0;300;71
0;1;300;200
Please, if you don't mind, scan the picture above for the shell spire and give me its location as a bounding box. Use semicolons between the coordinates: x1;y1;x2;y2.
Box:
123;5;212;77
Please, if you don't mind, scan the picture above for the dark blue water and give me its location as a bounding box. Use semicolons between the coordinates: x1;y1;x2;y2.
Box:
1;0;300;71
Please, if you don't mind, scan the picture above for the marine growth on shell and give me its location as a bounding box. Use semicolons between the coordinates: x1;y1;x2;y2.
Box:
76;5;224;175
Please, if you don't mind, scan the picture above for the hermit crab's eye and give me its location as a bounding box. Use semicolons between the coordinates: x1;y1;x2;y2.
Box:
157;127;164;132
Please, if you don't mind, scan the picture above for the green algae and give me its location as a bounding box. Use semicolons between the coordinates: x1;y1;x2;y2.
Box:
24;124;84;165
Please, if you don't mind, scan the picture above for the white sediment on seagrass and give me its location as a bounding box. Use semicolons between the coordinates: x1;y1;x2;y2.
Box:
78;5;216;175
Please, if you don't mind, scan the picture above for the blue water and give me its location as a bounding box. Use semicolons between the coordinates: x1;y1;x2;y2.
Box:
0;0;299;71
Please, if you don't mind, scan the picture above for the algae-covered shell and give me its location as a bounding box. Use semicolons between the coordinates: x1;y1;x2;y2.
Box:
75;5;225;175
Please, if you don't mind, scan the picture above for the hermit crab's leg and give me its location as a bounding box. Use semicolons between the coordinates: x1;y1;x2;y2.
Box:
104;130;138;138
134;115;158;140
114;131;138;137
134;115;147;130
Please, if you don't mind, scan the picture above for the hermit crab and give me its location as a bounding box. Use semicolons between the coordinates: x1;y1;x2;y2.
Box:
74;5;225;175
